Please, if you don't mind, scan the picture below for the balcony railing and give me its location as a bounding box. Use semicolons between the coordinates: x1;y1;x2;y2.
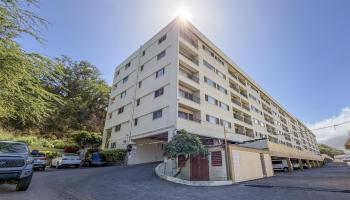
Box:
178;111;201;123
231;98;241;106
243;118;252;125
242;104;250;111
179;89;200;103
180;30;198;49
180;51;199;66
233;113;243;121
179;69;199;83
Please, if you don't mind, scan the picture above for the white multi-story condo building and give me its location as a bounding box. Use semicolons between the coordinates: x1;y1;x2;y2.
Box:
103;17;320;165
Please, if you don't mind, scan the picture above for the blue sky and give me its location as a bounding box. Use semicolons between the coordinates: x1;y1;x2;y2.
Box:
18;0;350;144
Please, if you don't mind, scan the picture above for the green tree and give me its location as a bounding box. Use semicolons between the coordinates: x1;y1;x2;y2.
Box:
0;0;62;129
42;57;110;133
318;144;344;158
72;130;102;149
165;130;208;176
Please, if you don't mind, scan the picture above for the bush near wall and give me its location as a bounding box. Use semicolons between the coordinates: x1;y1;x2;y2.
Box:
100;149;126;163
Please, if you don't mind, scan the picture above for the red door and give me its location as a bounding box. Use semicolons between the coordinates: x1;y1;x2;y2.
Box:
190;155;209;181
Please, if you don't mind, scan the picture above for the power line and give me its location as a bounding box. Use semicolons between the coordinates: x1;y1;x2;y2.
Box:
310;120;350;131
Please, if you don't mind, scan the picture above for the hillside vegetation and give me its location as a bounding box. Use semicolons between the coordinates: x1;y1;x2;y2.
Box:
0;1;109;142
318;144;344;158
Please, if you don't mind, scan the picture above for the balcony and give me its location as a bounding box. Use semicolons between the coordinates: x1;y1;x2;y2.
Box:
243;115;252;125
180;28;198;49
234;124;254;138
262;103;272;115
178;103;201;123
179;63;199;83
266;124;277;135
179;89;200;104
180;46;199;66
241;100;250;111
233;113;243;121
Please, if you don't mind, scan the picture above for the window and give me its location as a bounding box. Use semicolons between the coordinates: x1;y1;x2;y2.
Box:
134;118;138;126
116;70;120;76
110;142;116;149
217;85;227;94
113;83;118;90
136;99;140;106
140;65;144;71
125;62;131;69
118;107;124;114
153;109;162;120
123;76;128;83
205;95;217;105
203;60;215;72
204;76;216;88
216;70;226;80
206;114;219;125
154;87;164;98
120;91;126;98
220;119;231;128
138;81;142;88
157;50;166;60
115;124;121;132
219;102;229;111
158;34;167;44
178;111;194;121
156;68;165;78
211;151;222;166
142;50;146;56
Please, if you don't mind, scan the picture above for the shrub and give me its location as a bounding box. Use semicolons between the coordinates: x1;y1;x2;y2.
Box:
100;149;126;163
72;130;102;149
44;151;61;159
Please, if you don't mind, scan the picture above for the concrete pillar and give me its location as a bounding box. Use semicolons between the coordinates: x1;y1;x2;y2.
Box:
306;160;311;169
298;159;304;171
286;158;293;173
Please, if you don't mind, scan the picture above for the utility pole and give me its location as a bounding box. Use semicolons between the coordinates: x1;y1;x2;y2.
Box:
224;127;232;181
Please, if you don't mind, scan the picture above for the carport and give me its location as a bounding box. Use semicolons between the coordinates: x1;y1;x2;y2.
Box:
268;142;323;172
127;132;168;165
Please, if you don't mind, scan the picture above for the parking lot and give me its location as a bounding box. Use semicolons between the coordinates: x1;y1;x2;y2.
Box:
0;162;349;200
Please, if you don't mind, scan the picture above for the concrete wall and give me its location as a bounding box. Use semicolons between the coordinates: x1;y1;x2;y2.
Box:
229;145;273;183
127;139;165;165
208;148;227;181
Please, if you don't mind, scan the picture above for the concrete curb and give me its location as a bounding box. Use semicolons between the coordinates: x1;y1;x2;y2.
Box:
155;163;233;186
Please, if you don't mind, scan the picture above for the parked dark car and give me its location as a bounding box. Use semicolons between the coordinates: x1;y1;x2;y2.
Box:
31;151;47;170
86;152;106;167
0;141;33;191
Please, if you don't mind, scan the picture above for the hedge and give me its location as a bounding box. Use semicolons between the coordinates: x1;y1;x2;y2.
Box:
100;149;126;163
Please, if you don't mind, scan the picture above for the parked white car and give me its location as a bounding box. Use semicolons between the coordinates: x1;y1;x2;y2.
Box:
272;160;289;172
51;153;81;168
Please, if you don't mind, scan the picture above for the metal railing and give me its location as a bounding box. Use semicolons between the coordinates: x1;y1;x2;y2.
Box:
179;89;200;103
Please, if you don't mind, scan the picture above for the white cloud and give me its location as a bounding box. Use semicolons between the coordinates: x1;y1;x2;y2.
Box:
306;107;350;150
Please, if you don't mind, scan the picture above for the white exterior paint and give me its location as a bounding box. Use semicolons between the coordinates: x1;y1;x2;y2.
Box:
103;17;320;165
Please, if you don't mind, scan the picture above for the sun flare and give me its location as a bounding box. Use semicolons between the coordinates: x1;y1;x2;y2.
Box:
176;6;192;21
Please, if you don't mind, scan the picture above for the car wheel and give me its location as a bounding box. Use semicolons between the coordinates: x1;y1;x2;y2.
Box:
16;173;33;191
75;164;80;168
41;166;46;171
283;167;289;172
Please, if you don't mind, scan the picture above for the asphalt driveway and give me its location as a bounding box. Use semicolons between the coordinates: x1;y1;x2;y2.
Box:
0;162;349;200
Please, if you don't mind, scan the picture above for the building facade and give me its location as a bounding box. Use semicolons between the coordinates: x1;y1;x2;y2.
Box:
103;17;320;165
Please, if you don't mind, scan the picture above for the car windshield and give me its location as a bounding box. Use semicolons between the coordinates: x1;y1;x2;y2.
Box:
0;142;28;154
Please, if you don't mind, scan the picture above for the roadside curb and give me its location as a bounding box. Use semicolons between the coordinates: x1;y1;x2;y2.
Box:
154;163;233;186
